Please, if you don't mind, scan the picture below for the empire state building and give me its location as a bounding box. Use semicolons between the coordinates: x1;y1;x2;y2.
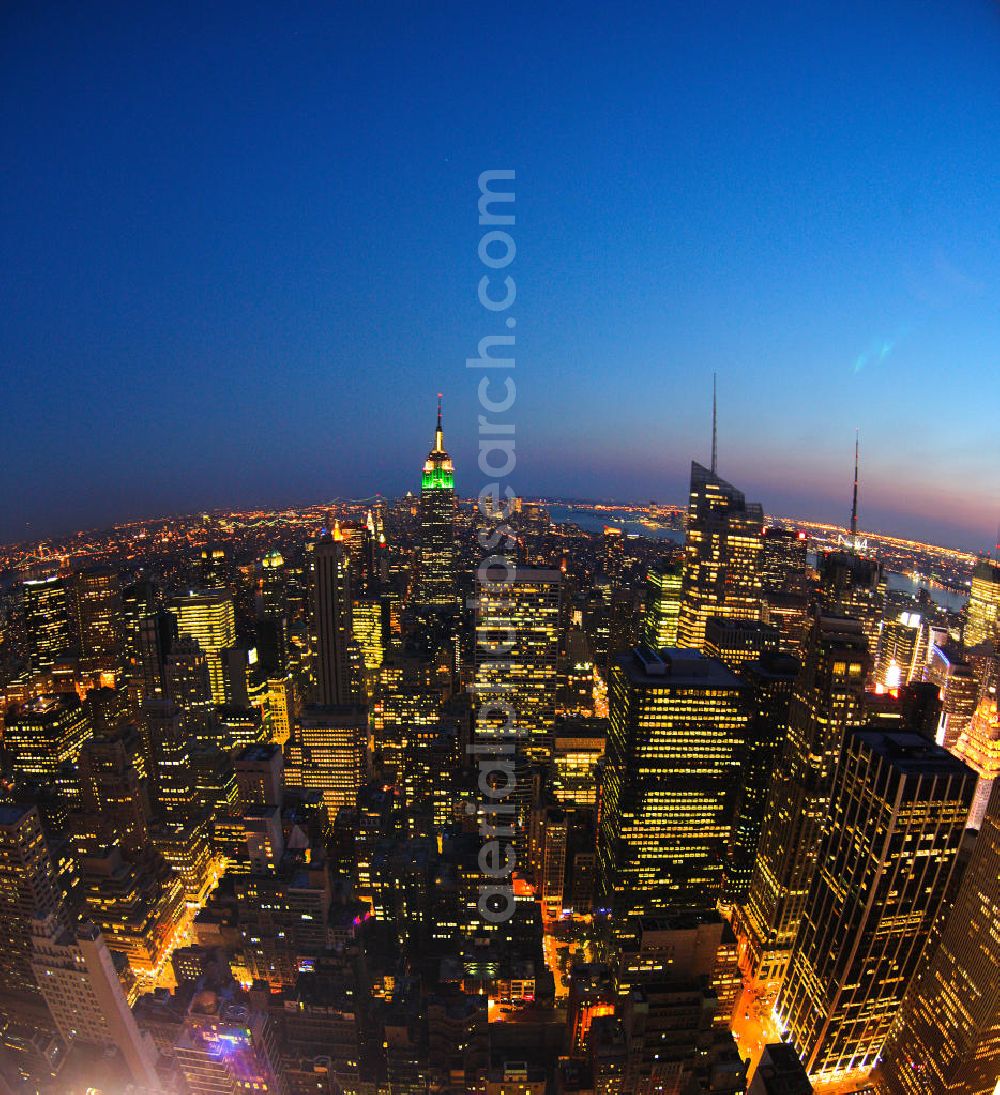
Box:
415;397;457;607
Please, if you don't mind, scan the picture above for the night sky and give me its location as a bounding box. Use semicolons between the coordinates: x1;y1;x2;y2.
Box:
2;2;998;550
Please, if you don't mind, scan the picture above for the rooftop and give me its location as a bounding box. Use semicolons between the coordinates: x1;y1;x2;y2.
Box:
616;645;744;690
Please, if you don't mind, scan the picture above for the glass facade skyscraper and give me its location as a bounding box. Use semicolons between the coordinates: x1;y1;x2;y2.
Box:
597;645;749;930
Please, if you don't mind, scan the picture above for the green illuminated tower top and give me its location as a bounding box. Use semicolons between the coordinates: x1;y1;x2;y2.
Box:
416;395;457;607
421;394;455;490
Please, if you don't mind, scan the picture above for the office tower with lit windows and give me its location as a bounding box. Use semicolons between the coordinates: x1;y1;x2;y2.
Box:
73;565;122;660
817;549;885;657
4;692;92;786
705;616;782;671
120;578;158;665
170;588;236;706
375;648;444;778
416;398;458;608
761;526;809;592
735;614;869;993
260;549;287;619
309;528;358;706
31;917;162;1090
0;804;65;1029
22;571;74;672
927;643;978;750
602;525;625;586
133;607;176;704
776;728;974;1084
76;720;151;858
678;461;764;652
163;634;215;743
597;646;748;927
877;781;1000;1095
79;843;185;978
475;568;563;761
352;596;385;675
559;622;597;717
285;703;368;813
642;553;684;649
953;691;999;830
966;555;1000;648
195;543;229;589
875;610;928;691
143;698;198;821
724;650;799;904
551;718;605;808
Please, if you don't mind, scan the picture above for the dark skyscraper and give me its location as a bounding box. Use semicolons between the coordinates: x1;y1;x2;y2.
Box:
309;527;357;706
415;398;457;608
777;728;974;1084
735;613;870;994
724;650;799;904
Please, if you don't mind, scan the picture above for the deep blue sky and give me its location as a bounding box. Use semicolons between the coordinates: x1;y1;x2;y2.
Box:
2;2;998;550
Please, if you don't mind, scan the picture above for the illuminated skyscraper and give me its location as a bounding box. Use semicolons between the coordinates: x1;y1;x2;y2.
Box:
416;397;457;608
260;549;287;619
77;719;151;858
602;525;625;586
285;704;368;813
966;556;1000;648
0;804;65;1029
776;728;974;1084
309;528;358;706
641;554;683;649
927;643;978;751
597;646;749;927
735;614;869;993
195;543;229;590
705;617;782;672
816;549;885;657
31;918;161;1090
475;568;563;761
170;588;237;706
953;690;1000;830
678;462;764;652
22;572;74;672
74;565;122;660
761;526;809;593
5;692;92;785
163;635;215;743
877;781;1000;1095
875;611;928;691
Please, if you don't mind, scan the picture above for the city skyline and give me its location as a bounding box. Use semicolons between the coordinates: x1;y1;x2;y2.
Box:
2;3;999;550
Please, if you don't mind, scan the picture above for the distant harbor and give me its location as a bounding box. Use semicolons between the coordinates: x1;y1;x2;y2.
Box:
547;504;683;544
548;505;968;614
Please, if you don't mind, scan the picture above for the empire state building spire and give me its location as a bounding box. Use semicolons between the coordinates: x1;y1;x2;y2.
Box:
434;392;444;452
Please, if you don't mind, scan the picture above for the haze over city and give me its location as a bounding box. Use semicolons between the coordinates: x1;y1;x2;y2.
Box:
2;2;999;550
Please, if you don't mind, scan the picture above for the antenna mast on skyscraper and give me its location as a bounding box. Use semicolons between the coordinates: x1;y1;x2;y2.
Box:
850;429;860;552
711;373;718;476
